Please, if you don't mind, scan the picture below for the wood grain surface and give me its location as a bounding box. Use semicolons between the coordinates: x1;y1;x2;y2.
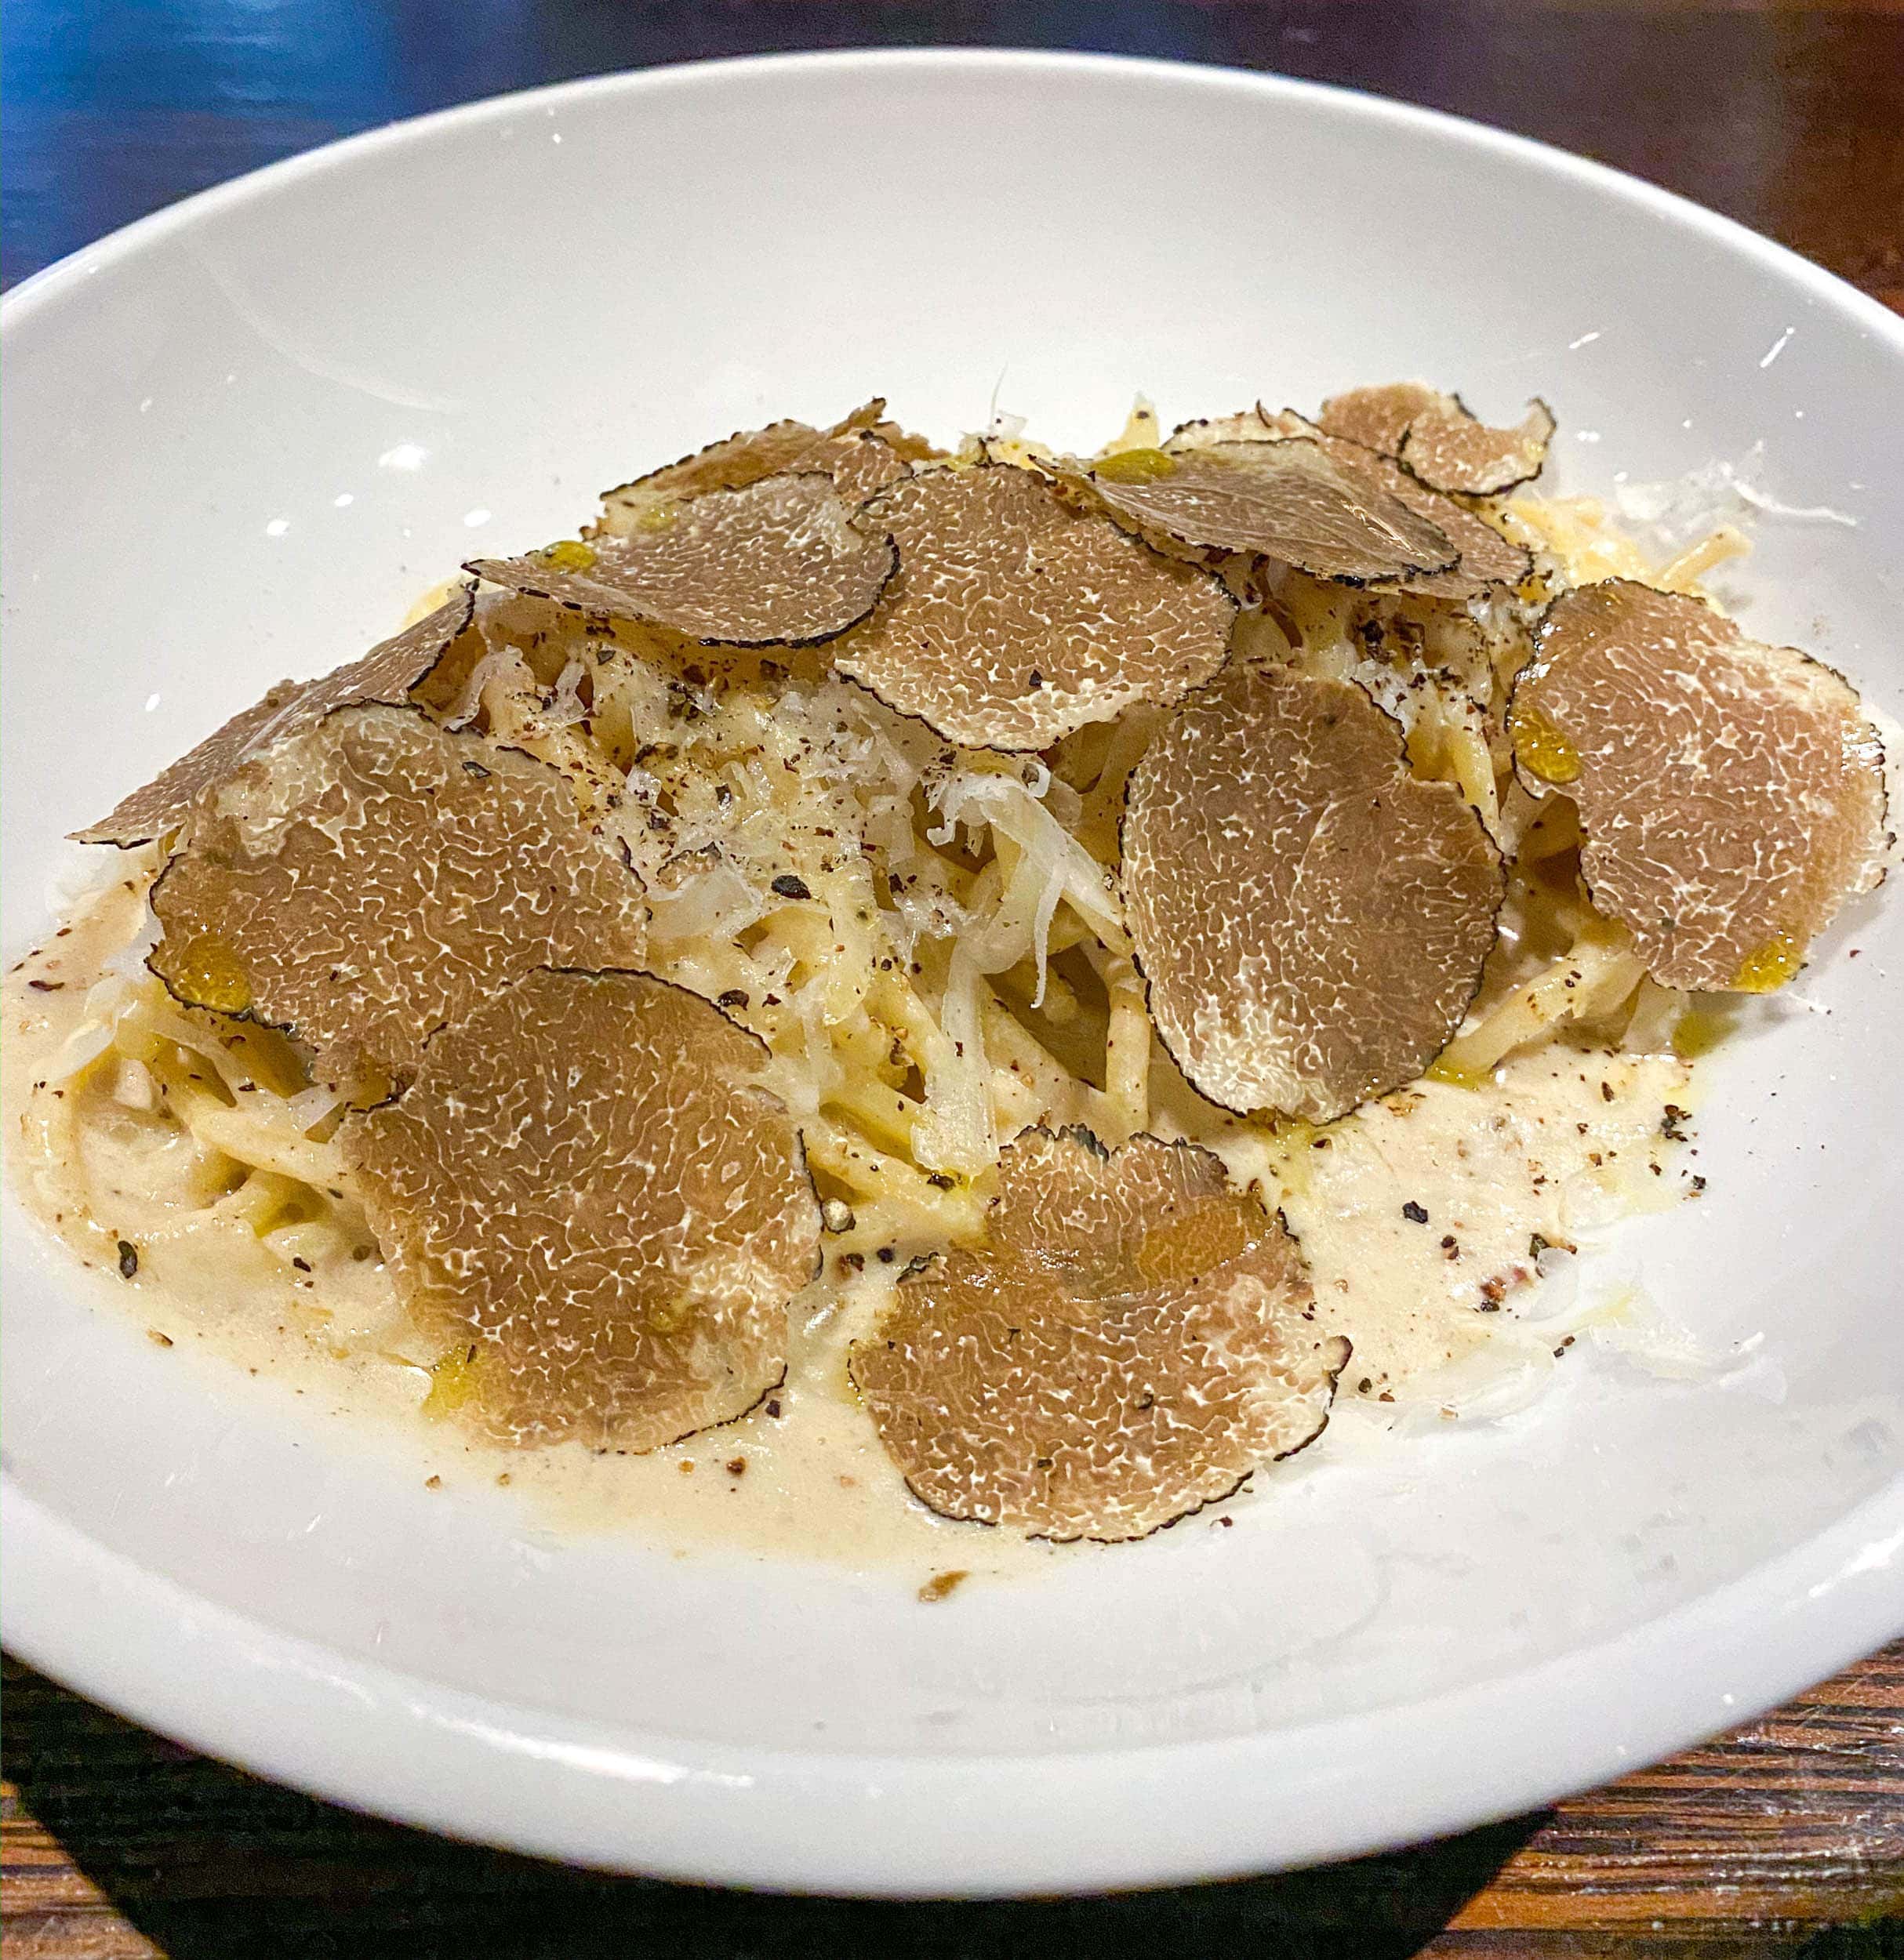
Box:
2;0;1901;1951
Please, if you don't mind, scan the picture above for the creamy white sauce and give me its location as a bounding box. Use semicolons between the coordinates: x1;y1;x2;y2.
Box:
1258;1051;1694;1392
4;879;1695;1571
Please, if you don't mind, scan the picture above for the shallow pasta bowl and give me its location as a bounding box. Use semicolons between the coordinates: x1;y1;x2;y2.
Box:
3;49;1902;1896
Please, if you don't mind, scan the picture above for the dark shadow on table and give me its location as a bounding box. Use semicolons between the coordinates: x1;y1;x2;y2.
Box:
2;1660;1539;1960
1797;1933;1904;1960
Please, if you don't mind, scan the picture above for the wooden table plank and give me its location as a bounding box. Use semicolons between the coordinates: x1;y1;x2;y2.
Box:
2;1;1901;1949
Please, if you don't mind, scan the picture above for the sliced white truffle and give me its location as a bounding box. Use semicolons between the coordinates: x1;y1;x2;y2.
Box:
346;968;817;1450
74;587;476;847
147;702;648;1083
1123;662;1503;1121
1081;439;1459;586
1511;580;1889;991
1320;383;1555;495
596;399;923;532
852;1127;1347;1541
830;463;1236;750
470;473;896;647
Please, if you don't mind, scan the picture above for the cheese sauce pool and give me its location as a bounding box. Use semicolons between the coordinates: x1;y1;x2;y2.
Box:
3;873;1698;1574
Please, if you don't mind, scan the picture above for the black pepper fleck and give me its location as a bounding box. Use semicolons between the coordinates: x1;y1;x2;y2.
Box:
1401;1201;1430;1225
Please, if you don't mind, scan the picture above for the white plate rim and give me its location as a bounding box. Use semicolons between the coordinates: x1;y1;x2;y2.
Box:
4;48;1902;1896
7;1475;1902;1893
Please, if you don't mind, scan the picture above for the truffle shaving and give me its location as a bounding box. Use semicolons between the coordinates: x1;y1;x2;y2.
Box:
597;399;918;531
1291;415;1532;600
852;1127;1347;1540
346;968;816;1450
1511;579;1889;990
1169;409;1529;600
1402;398;1554;497
74;587;476;847
1319;383;1554;495
831;463;1236;749
470;473;896;647
147;702;648;1084
1123;662;1503;1121
1082;438;1459;586
1316;383;1446;457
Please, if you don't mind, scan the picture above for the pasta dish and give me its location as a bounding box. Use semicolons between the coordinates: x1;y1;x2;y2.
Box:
5;384;1891;1557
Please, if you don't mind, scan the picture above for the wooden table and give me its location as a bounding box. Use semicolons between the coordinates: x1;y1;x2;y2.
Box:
3;2;1901;1950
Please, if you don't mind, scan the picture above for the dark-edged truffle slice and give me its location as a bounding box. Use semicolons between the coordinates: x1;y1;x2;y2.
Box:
1168;410;1530;601
1302;428;1532;600
1080;439;1459;586
1402;397;1554;497
74;586;476;848
1123;662;1503;1122
470;473;896;647
1316;383;1445;458
851;1126;1347;1541
830;463;1235;750
1510;579;1889;991
147;702;648;1085
346;967;817;1451
596;399;920;528
1318;383;1555;495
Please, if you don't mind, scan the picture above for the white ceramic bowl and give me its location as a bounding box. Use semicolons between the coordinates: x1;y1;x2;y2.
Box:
4;51;1902;1896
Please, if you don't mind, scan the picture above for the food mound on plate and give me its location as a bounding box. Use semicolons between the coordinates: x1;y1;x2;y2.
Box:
7;383;1891;1553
